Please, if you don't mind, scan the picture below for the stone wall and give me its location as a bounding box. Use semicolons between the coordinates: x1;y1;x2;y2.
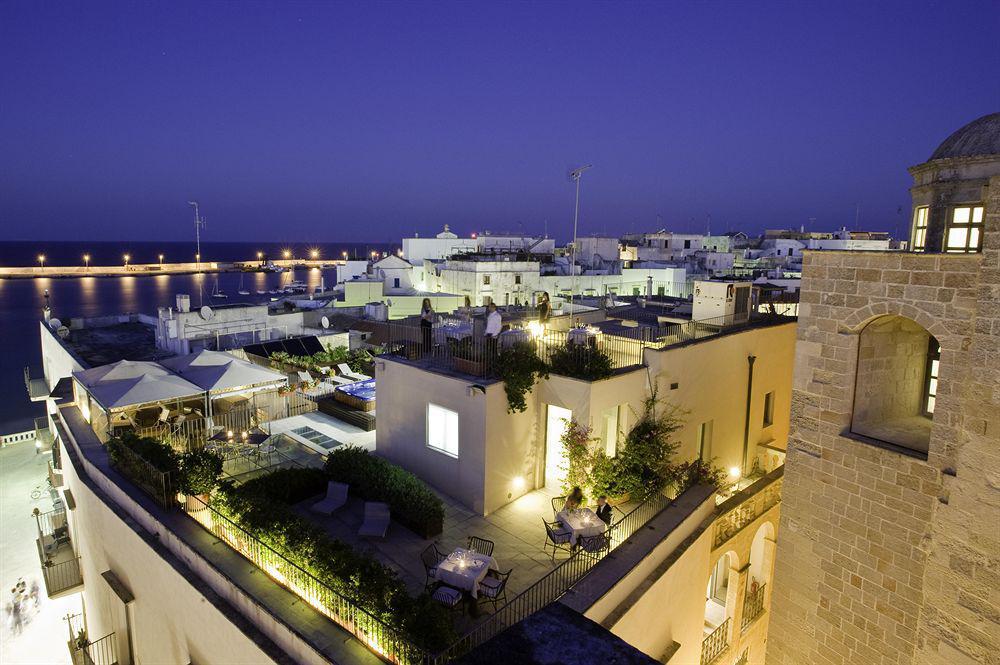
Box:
853;316;930;424
767;170;999;665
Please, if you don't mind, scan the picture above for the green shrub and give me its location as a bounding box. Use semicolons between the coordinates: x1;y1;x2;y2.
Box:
178;449;224;496
496;342;548;413
547;343;614;380
107;431;180;474
214;470;454;651
325;447;444;538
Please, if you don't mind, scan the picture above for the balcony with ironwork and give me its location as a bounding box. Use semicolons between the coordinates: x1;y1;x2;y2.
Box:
701;617;730;665
741;582;767;631
34;507;83;598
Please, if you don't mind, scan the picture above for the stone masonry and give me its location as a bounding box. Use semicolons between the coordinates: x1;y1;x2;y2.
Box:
766;173;1000;665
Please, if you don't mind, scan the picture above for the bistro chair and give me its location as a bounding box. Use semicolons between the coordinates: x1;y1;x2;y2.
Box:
478;569;512;612
466;536;495;558
578;533;611;556
542;519;572;561
421;544;447;590
551;495;568;518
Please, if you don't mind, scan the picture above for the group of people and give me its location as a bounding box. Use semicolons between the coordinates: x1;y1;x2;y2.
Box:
562;486;614;526
5;578;39;636
418;292;553;351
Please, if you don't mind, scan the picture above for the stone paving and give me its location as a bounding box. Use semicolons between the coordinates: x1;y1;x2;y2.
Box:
0;441;81;665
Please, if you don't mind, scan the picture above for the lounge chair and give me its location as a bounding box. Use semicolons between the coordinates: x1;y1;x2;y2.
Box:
328;374;355;385
358;501;390;538
336;364;371;382
310;481;349;515
296;371;313;384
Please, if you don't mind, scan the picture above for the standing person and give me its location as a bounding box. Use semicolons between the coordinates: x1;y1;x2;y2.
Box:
420;298;435;352
485;302;502;338
458;295;473;322
537;291;551;325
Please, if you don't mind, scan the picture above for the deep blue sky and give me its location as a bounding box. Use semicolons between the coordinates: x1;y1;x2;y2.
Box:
1;1;997;244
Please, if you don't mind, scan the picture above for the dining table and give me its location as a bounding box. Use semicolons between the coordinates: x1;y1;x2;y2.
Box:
557;508;607;546
434;547;498;598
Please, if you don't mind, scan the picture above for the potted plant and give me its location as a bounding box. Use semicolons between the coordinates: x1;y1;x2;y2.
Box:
75;629;89;650
179;448;223;512
496;341;548;413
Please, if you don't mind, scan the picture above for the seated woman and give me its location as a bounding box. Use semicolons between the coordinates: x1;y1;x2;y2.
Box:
563;486;585;512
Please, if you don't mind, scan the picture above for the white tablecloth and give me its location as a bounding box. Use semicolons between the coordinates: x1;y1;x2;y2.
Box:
557;508;607;545
434;322;474;344
434;547;498;597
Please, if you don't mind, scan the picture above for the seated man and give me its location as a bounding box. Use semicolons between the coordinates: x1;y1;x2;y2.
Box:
595;495;613;526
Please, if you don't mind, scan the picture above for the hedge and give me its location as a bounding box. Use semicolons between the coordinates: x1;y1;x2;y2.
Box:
325;447;444;538
214;470;454;652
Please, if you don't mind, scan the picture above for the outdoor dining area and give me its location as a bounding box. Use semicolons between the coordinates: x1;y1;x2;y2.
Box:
423;536;511;615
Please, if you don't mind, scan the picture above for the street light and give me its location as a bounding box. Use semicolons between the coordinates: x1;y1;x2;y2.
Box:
196;253;201;267
283;249;291;260
83;254;90;270
310;249;319;260
158;254;164;267
342;251;348;260
257;251;263;261
37;254;45;271
568;164;593;316
124;254;130;270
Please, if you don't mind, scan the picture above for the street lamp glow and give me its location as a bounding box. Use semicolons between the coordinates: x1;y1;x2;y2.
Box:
123;254;131;270
37;254;45;270
257;251;263;260
342;251;348;259
282;249;291;260
158;254;164;265
83;254;90;269
310;249;318;259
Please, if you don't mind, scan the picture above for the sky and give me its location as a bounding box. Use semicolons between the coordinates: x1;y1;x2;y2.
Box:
1;1;997;244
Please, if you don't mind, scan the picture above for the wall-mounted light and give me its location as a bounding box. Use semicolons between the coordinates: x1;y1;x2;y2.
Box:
512;476;526;491
468;384;486;396
728;466;741;479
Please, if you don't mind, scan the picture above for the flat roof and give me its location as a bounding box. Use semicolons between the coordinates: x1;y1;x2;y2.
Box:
62;321;170;367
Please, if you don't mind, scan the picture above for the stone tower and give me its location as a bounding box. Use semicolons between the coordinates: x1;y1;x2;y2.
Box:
767;113;1000;665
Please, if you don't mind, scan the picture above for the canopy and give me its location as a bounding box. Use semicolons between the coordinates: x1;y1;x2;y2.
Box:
160;349;285;393
74;360;203;410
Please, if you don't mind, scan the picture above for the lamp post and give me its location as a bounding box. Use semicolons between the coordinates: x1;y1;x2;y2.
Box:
196;253;201;268
123;254;130;271
83;254;90;271
568;164;593;318
310;249;318;260
342;251;348;260
158;254;164;268
257;251;263;266
37;254;45;272
283;249;291;261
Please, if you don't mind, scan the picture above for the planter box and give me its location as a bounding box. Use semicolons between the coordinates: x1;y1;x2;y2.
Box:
453;357;486;377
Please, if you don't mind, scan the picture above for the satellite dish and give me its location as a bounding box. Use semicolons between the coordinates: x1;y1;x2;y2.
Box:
48;318;62;330
200;306;214;320
320;316;330;329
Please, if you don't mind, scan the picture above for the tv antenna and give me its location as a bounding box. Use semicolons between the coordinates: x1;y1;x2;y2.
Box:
188;201;206;261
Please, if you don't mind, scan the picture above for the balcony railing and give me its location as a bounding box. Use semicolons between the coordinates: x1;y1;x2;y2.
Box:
429;489;673;663
741;583;767;630
713;467;783;549
70;632;118;665
701;617;730;665
24;365;48;401
43;556;84;597
108;443;177;509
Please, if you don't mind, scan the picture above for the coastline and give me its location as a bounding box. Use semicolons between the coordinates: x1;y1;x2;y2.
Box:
0;259;341;280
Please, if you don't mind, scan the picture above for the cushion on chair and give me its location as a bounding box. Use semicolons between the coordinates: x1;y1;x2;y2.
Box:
432;586;463;607
479;577;502;597
552;529;572;544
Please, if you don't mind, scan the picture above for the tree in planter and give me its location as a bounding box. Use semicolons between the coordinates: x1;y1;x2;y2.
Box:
608;393;682;499
547;343;614;381
559;418;596;497
179;448;224;507
496;341;548;413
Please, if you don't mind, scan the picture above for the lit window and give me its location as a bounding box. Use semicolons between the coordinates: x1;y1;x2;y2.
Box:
427;404;459;457
697;420;713;460
945;206;984;253
762;392;775;427
911;206;928;252
924;339;940;416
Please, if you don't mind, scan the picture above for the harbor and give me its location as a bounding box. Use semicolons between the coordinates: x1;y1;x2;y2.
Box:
0;258;338;280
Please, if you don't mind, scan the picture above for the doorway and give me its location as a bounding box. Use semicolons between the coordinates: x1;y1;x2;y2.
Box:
545;405;572;490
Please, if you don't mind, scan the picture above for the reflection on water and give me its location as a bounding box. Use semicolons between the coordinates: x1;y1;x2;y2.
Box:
0;268;338;433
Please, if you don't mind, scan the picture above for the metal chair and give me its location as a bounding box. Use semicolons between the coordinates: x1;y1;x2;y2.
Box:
551;495;568;518
466;536;495;558
431;585;464;611
421;544;447;590
578;533;611;555
542;519;572;561
478;569;511;611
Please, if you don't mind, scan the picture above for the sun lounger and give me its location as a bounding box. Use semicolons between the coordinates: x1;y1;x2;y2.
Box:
336;364;370;382
358;501;390;538
310;481;349;515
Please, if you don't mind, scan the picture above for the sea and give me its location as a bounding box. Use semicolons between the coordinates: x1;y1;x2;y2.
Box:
0;241;398;434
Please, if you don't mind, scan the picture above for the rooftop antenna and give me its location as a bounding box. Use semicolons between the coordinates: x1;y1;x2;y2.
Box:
188;201;206;261
706;214;712;236
568;164;593;315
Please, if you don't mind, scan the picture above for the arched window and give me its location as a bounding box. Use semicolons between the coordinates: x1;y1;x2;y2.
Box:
851;315;937;455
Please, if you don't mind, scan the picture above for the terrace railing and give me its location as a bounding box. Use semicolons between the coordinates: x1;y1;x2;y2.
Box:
429;489;673;663
741;583;767;631
701;617;730;665
186;496;428;665
81;632;118;665
713;468;783;549
107;443;177;509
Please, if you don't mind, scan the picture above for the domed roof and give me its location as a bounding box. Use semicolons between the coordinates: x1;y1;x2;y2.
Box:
929;112;1000;160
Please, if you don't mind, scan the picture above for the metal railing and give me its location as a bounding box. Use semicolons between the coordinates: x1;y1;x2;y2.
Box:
741;583;766;630
713;468;783;549
43;556;83;596
187;497;427;665
82;632;118;665
429;489;673;663
701;617;730;665
35;507;69;540
24;365;48;400
107;443;177;509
